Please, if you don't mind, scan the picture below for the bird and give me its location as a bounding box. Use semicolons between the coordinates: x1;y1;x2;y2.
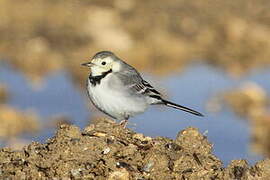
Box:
82;51;203;127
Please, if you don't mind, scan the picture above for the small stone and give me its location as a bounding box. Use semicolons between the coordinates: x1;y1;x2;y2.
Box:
108;169;129;180
133;133;152;142
71;168;84;177
142;161;154;173
93;132;107;137
58;124;81;139
84;124;95;132
102;147;111;154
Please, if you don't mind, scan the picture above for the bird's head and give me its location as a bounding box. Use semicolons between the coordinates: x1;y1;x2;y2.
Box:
82;51;121;76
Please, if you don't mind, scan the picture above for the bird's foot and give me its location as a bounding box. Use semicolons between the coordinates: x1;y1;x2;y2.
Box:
119;120;128;128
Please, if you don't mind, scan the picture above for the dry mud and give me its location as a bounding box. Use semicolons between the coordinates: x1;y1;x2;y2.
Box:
0;120;270;180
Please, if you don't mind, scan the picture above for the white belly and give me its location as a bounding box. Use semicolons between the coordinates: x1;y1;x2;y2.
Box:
87;75;148;120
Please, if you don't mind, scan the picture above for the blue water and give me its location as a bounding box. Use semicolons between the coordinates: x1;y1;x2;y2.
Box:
0;62;268;166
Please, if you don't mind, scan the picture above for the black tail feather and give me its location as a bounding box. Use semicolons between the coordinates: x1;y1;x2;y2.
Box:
162;99;204;117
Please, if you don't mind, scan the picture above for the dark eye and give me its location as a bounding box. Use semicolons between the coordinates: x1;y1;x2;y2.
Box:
101;61;106;65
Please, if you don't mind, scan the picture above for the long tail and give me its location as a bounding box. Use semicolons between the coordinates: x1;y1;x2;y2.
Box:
162;99;203;117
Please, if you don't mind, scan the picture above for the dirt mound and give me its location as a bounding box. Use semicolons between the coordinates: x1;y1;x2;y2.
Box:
0;120;269;179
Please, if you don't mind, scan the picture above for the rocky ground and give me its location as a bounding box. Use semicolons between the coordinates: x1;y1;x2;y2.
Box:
1;1;270;179
0;120;269;179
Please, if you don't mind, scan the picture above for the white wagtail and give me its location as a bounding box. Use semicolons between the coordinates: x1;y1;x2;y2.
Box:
82;51;203;127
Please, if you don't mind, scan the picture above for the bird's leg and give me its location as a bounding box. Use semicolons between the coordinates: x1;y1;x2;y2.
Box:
119;115;129;128
119;120;128;128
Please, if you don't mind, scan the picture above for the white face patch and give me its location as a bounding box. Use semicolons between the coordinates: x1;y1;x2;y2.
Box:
90;57;115;76
90;65;106;76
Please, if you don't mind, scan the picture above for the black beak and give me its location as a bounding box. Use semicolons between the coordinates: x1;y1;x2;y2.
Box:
81;62;93;67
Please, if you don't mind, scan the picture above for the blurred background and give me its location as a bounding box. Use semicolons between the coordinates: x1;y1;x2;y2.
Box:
0;0;269;165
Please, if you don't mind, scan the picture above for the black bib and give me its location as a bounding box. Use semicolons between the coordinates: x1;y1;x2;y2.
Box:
89;69;112;86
